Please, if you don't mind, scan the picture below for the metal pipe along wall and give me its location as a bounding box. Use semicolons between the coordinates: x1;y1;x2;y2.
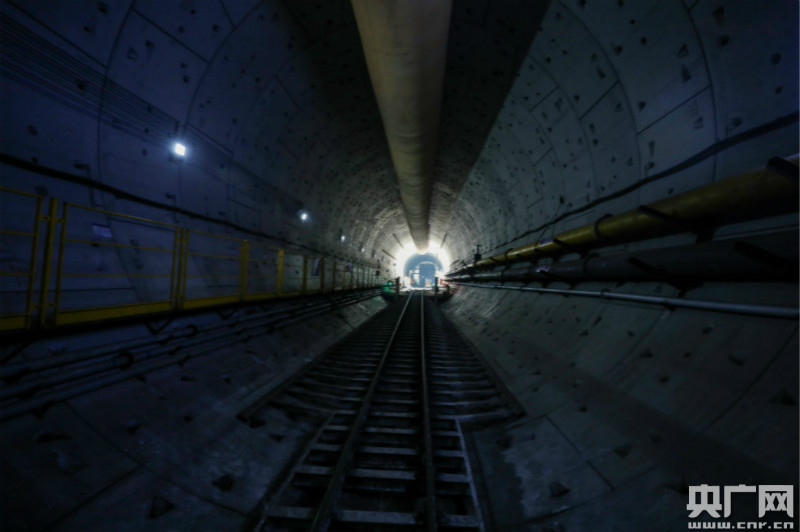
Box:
463;156;799;271
351;0;453;252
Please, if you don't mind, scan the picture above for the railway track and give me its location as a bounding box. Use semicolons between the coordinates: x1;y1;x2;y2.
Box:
245;292;520;531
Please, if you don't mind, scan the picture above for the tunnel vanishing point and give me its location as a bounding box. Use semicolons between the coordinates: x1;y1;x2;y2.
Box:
0;1;798;531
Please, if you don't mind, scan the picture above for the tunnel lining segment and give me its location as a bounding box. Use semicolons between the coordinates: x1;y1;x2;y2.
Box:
454;156;799;272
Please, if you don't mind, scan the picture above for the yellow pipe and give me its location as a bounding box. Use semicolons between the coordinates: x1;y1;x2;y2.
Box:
473;156;799;268
352;0;452;252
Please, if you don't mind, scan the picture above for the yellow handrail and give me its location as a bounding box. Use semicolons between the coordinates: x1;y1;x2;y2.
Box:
0;188;42;329
0;189;380;331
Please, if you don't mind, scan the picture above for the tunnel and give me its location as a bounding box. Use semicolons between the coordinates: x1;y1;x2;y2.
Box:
1;0;798;531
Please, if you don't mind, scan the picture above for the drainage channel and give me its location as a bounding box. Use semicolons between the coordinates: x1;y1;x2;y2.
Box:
243;292;521;531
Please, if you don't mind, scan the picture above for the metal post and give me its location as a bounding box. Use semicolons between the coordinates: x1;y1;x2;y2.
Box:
169;227;180;308
320;258;325;293
277;249;284;295
178;228;190;309
24;196;43;328
302;255;308;293
239;241;250;300
37;198;59;327
50;202;70;326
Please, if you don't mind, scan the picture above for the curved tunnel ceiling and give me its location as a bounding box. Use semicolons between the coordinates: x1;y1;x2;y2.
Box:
1;0;797;274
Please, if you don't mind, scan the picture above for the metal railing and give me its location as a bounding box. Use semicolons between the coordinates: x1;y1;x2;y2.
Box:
0;187;380;331
0;188;42;330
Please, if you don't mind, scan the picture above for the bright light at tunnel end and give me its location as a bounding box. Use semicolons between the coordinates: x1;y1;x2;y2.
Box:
173;142;187;157
394;241;450;279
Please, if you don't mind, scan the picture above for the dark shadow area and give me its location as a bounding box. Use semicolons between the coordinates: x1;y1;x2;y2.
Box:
430;0;552;240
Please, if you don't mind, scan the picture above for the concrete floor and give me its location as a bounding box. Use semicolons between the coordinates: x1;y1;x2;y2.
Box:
1;296;389;531
1;285;797;530
443;284;797;530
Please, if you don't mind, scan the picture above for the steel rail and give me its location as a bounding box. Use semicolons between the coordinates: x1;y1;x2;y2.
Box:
252;414;338;532
419;294;437;531
309;293;416;531
254;292;513;530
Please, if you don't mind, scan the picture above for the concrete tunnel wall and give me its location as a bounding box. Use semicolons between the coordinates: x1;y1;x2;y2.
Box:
0;0;798;530
2;295;392;531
